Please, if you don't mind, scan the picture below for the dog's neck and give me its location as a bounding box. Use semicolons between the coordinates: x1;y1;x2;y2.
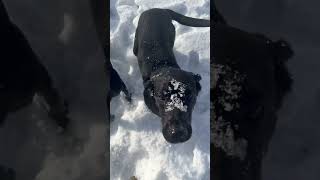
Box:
147;66;184;82
149;68;167;80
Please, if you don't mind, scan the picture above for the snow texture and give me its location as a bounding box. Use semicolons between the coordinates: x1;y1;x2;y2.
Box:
1;1;108;180
165;79;188;112
213;64;245;112
110;0;210;180
211;64;248;161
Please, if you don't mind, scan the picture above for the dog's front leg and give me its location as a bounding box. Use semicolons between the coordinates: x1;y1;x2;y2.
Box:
0;110;7;127
37;83;70;130
0;165;15;180
133;32;138;56
110;67;132;103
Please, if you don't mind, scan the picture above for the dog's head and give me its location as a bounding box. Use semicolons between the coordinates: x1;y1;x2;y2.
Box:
145;68;201;143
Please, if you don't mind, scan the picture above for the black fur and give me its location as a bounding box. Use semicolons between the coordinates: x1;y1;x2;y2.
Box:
109;66;132;102
211;11;293;180
89;0;131;116
0;1;69;130
0;165;15;180
134;8;209;143
107;66;132;122
212;2;227;24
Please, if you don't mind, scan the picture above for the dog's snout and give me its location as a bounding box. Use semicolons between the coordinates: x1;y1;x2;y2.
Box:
163;124;192;143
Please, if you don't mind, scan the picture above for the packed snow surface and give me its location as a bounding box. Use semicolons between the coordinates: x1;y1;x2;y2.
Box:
110;0;210;179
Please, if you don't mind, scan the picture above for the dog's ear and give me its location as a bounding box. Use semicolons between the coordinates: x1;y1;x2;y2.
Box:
272;39;294;109
272;39;294;62
193;74;202;92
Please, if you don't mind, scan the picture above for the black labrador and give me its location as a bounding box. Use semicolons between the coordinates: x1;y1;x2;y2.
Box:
0;165;15;180
89;0;131;121
109;67;131;102
133;8;209;143
211;7;293;180
0;1;69;130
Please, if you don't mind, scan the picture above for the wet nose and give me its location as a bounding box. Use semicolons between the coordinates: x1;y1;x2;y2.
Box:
163;125;192;143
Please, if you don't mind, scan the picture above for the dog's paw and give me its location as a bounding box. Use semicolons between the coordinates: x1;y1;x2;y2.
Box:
0;116;5;127
125;93;132;103
49;113;70;133
110;114;115;122
47;100;71;132
121;89;132;103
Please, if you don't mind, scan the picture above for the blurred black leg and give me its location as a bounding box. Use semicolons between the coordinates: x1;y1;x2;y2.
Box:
37;85;70;130
0;165;16;180
107;94;111;123
122;87;132;103
110;67;132;103
0;110;7;127
110;114;115;122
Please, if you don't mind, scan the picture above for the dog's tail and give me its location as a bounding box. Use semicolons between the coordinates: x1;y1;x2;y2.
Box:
166;9;210;27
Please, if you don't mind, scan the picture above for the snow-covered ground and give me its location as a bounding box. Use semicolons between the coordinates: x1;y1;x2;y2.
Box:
110;0;210;179
1;1;108;180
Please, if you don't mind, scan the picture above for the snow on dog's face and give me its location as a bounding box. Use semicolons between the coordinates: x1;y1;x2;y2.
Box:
145;68;201;143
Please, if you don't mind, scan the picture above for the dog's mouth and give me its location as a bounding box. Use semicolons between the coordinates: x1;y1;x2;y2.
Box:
162;122;192;143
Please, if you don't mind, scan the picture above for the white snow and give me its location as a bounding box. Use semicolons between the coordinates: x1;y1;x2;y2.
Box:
110;0;210;179
1;1;109;180
213;64;245;112
211;64;248;161
165;79;188;112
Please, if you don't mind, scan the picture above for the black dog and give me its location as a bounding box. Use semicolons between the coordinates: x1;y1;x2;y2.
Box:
0;1;69;129
107;66;132;122
211;11;293;180
133;8;209;143
0;165;15;180
109;66;131;102
89;0;131;121
212;2;227;24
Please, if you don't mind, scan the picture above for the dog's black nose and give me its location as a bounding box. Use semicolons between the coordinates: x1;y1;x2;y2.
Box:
163;125;192;143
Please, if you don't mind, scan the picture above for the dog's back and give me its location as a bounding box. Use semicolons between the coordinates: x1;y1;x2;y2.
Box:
134;9;209;81
134;9;179;81
135;9;176;50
